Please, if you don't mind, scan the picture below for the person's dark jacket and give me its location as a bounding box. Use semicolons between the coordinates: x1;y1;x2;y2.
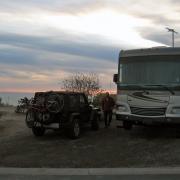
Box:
101;96;115;111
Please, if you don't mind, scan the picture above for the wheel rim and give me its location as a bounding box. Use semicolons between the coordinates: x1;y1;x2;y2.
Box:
27;112;32;122
43;113;50;122
74;122;80;137
26;111;34;127
33;120;41;128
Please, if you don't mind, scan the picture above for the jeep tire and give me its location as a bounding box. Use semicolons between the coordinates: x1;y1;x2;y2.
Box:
26;110;35;128
68;118;80;139
32;126;45;137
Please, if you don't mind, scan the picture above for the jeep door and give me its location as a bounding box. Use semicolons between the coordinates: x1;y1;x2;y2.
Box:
69;94;79;113
79;94;91;122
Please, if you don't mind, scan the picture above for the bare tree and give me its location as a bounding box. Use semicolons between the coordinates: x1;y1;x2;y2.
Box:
62;73;101;96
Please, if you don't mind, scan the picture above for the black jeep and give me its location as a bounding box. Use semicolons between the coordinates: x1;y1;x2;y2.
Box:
25;91;99;139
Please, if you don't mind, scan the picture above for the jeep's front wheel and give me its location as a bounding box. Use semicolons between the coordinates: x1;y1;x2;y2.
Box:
68;119;80;139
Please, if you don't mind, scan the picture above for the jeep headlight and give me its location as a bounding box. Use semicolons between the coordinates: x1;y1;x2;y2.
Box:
116;105;128;112
171;107;180;114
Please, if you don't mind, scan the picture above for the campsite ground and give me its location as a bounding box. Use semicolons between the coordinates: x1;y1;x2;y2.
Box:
0;106;180;168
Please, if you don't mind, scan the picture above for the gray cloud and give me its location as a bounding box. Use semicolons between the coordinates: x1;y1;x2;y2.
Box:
170;0;180;4
0;47;38;65
0;32;120;62
0;31;117;85
138;26;180;47
0;69;30;79
0;0;104;15
135;13;180;25
106;0;180;31
1;0;180;22
1;0;180;92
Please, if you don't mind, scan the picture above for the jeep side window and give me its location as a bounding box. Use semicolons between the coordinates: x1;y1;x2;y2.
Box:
80;95;86;105
80;95;89;108
69;95;79;109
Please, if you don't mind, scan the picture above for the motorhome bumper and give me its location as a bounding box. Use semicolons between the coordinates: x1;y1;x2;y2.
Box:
116;114;180;125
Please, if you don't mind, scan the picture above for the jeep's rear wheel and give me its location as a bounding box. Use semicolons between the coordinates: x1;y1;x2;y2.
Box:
32;126;45;137
26;110;35;128
68;119;80;139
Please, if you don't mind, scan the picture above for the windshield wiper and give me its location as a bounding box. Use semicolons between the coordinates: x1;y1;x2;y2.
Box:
144;84;175;95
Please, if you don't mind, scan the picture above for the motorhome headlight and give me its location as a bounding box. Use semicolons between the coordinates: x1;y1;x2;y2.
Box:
116;105;128;112
171;107;180;114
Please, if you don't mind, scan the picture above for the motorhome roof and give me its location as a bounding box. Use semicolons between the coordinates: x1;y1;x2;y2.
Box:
120;47;180;57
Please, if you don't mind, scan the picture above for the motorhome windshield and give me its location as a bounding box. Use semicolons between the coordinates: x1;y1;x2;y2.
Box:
119;55;180;86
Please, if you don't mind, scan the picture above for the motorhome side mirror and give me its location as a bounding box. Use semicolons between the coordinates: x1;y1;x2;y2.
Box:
113;74;118;83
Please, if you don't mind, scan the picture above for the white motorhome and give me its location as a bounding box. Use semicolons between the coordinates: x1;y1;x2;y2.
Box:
113;47;180;130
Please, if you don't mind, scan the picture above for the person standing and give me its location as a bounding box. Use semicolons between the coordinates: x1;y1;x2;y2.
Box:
101;92;115;128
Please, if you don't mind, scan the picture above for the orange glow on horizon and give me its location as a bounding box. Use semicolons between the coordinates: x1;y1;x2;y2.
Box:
0;88;116;94
0;88;62;94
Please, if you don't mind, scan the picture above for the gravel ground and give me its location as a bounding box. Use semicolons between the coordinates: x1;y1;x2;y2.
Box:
1;106;180;168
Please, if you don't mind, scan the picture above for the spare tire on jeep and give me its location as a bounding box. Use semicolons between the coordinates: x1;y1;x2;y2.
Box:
45;92;64;113
35;92;64;114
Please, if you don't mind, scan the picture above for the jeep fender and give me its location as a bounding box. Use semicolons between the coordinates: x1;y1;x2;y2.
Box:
69;113;80;123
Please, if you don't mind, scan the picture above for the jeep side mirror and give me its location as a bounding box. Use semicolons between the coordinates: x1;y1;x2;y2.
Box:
113;74;118;83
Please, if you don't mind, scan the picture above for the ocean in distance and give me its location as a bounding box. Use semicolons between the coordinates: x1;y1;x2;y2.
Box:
0;92;34;106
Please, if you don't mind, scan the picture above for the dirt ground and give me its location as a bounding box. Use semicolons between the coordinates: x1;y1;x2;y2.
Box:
1;106;180;168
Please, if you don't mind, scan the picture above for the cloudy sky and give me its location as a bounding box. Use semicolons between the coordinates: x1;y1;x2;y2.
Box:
0;0;179;92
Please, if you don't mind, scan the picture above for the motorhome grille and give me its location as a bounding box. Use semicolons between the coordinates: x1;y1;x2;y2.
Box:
130;107;166;116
